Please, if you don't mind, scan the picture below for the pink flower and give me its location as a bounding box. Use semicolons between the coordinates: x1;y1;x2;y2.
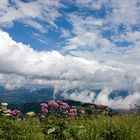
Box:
40;103;48;108
56;101;63;105
71;105;77;109
69;109;77;115
41;108;48;114
48;100;59;108
60;103;70;110
9;109;20;117
40;103;49;114
68;112;76;117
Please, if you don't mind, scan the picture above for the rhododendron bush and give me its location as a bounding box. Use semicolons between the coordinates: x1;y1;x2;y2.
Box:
0;100;112;119
0;101;140;140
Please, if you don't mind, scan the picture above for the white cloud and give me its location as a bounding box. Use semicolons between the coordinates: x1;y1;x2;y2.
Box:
0;30;140;109
74;0;107;10
62;90;96;103
59;88;140;109
22;19;48;33
74;0;140;25
94;88;140;109
0;0;63;30
60;28;71;38
64;0;140;52
110;0;140;25
0;29;116;81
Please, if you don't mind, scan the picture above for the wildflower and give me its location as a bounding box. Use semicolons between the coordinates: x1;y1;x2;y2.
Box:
2;113;11;116
60;103;70;110
47;128;56;134
1;103;8;106
3;109;11;114
71;105;77;109
26;111;35;116
79;125;84;128
79;109;85;114
48;100;59;108
69;109;77;117
41;108;48;114
68;112;76;117
56;100;63;105
40;103;48;108
40;103;49;114
9;109;20;117
69;109;77;114
1;106;7;112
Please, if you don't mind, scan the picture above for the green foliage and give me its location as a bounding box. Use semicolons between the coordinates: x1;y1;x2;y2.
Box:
66;115;140;140
0;114;140;140
0;117;45;140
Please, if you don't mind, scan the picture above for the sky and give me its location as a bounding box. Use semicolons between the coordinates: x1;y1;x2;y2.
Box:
0;0;140;108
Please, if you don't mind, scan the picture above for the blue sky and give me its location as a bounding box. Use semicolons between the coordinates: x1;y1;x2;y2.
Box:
1;0;136;51
0;0;140;108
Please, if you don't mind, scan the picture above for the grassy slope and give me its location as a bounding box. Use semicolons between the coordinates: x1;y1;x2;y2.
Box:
0;115;140;140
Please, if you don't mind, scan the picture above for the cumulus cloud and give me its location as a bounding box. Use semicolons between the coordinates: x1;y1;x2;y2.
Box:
0;29;116;83
0;29;109;78
0;29;140;108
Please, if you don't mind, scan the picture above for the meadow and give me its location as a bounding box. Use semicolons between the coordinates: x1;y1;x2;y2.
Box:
0;101;140;140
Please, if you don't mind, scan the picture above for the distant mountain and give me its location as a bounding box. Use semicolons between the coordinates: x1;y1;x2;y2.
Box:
0;87;55;104
0;86;5;92
0;86;129;105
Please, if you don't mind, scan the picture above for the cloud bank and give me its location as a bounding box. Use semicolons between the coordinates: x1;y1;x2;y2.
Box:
0;29;140;108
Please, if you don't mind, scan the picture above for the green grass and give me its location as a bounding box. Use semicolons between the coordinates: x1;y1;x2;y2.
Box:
0;115;140;140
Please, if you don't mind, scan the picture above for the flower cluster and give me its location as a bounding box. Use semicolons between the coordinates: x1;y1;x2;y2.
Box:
40;103;48;114
69;109;77;117
0;101;113;119
40;100;78;117
60;102;70;110
8;109;20;117
48;100;59;109
0;102;9;116
0;103;20;117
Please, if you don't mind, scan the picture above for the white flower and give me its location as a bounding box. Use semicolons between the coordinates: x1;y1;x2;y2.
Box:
3;110;10;113
26;111;35;116
2;113;10;116
1;103;8;106
47;128;56;134
79;125;84;128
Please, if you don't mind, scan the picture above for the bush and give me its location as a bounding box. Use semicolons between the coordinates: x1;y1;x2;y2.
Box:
0;101;140;140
